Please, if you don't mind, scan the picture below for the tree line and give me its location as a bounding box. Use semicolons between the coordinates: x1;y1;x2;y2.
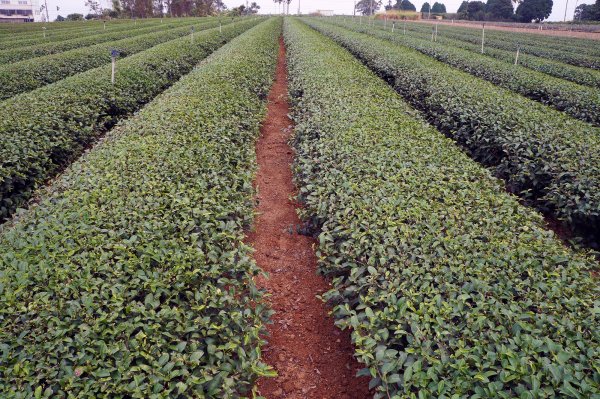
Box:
60;0;261;20
574;0;600;21
355;0;600;22
456;0;552;22
355;0;446;15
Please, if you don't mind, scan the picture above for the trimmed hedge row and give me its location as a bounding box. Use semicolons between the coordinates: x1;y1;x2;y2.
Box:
0;18;261;223
399;21;600;59
305;19;600;246
0;19;136;35
373;21;600;90
0;18;236;101
330;19;600;126
285;18;600;399
407;24;600;70
0;18;280;398
0;18;203;65
423;27;600;90
0;19;167;51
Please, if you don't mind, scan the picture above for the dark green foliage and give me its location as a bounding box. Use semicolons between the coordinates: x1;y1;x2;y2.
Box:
285;18;600;399
575;0;600;20
0;18;281;398
0;18;236;100
486;0;514;19
516;0;553;22
467;1;487;18
66;13;85;21
431;2;446;13
395;0;417;11
305;19;600;246
0;18;262;223
458;0;487;19
420;2;430;12
329;19;600;126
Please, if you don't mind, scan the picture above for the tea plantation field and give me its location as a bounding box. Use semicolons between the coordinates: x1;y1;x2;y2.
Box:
0;15;598;398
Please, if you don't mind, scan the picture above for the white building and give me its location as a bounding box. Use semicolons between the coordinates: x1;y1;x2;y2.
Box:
0;0;40;23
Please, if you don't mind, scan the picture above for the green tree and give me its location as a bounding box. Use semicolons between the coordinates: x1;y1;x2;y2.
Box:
431;2;446;12
575;1;600;20
486;0;514;19
55;14;65;21
515;0;552;21
593;0;600;19
111;0;122;15
394;0;416;11
66;13;84;20
458;0;486;19
273;0;292;14
420;2;430;12
85;0;102;16
574;3;592;19
248;1;260;13
356;0;383;15
214;0;227;12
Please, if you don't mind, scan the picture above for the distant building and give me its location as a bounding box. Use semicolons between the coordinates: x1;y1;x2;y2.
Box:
0;0;40;23
316;9;334;16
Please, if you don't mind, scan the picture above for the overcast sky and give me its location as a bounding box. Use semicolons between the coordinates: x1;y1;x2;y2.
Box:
44;0;595;22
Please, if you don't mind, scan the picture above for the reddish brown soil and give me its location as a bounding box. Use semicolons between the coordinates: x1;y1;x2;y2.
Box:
418;19;600;40
244;39;371;399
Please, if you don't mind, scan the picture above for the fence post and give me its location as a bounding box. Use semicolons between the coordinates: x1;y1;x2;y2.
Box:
514;43;520;65
481;23;485;54
110;49;119;85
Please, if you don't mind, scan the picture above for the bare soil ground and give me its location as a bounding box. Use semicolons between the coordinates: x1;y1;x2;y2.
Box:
244;38;371;399
418;19;600;40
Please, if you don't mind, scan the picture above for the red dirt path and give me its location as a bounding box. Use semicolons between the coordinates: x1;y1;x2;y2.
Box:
244;38;371;399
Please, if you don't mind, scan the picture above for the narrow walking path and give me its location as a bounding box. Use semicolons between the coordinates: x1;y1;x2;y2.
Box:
245;38;371;399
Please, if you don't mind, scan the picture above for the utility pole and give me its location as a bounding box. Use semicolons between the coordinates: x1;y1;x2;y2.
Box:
298;0;301;15
44;0;49;22
563;0;569;22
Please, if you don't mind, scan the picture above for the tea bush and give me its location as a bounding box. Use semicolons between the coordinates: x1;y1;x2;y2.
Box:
285;18;600;398
0;18;280;398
